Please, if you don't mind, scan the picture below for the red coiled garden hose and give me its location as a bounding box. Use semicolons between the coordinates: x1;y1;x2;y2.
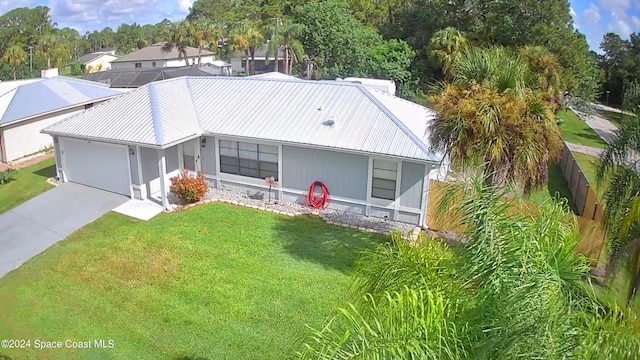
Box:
305;181;330;209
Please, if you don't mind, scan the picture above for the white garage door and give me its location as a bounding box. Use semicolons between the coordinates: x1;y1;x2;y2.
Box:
61;138;131;196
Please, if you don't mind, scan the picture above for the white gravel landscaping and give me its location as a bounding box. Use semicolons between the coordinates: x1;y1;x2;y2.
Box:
202;187;419;237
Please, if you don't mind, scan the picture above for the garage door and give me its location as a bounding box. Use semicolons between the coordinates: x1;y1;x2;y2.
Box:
61;138;131;196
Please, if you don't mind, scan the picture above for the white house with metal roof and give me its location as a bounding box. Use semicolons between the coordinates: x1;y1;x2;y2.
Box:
111;42;216;70
0;69;124;163
42;76;446;226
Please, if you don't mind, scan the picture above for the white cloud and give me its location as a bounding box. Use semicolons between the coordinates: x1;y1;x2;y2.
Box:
178;0;193;14
582;4;602;26
0;0;36;14
570;7;577;18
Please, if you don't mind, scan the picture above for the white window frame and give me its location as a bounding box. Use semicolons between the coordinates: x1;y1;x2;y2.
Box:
367;156;402;208
215;136;282;187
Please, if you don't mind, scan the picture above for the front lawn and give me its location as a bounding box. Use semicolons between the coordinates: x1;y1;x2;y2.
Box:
558;109;608;149
0;158;55;214
0;203;383;360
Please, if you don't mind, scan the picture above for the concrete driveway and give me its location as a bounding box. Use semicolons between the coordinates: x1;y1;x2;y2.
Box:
0;183;128;277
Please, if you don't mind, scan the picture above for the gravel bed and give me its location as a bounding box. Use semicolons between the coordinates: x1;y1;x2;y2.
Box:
204;187;418;236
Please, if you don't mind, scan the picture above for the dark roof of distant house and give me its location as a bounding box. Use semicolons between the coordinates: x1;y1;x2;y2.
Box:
82;66;215;88
111;42;215;63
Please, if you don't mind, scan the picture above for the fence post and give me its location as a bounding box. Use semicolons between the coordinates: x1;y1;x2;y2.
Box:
593;202;599;221
582;184;590;216
574;171;582;207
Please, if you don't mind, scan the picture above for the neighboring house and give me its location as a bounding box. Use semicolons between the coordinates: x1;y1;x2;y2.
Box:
42;77;447;226
339;77;397;95
229;45;284;74
74;52;120;73
83;66;215;88
0;69;124;163
111;42;216;70
198;61;233;76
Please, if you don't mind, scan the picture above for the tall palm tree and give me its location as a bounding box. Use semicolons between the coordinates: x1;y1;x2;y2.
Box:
37;34;60;69
520;46;566;111
191;18;220;66
298;180;640;358
429;46;562;194
429;27;468;79
163;21;193;67
3;45;27;80
268;22;305;75
245;23;264;75
598;81;640;304
228;22;257;75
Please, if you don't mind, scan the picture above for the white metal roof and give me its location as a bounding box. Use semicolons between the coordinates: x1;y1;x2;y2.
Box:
43;77;441;162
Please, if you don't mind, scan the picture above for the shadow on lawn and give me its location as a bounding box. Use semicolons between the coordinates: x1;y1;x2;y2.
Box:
32;164;56;178
547;162;578;212
273;214;385;274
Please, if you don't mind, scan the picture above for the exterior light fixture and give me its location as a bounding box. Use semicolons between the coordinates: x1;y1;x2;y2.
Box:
201;138;207;148
129;148;135;156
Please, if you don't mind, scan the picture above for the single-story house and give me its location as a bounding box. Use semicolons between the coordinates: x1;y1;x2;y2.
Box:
83;66;216;88
229;44;285;74
74;51;120;73
197;61;233;76
0;69;124;163
42;76;447;226
111;42;216;70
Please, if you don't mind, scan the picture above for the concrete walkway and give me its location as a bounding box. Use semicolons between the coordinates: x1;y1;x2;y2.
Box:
0;183;127;277
571;106;619;144
565;141;603;158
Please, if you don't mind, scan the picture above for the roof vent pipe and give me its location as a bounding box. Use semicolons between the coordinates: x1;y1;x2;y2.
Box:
322;118;335;127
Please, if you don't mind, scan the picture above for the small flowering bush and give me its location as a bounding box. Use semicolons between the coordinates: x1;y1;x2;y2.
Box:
170;169;208;204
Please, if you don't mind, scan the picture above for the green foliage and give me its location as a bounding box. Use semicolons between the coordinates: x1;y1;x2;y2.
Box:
169;169;208;203
71;61;81;75
597;82;640;305
0;168;14;185
429;47;563;194
298;180;640;358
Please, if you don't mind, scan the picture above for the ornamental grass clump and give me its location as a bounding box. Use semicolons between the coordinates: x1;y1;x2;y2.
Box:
170;169;208;203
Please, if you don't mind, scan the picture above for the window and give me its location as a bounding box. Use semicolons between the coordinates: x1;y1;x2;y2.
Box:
134;62;142;68
152;62;156;68
219;140;278;180
183;141;196;171
371;159;397;200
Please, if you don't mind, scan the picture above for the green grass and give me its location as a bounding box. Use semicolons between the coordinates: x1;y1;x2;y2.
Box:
0;158;55;214
571;151;605;198
526;162;577;213
0;203;383;360
558;109;608;149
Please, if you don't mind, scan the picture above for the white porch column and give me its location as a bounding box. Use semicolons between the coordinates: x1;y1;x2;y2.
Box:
136;146;146;200
158;149;169;208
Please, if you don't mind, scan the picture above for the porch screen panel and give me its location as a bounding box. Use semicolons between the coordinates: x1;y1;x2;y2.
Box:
371;159;397;200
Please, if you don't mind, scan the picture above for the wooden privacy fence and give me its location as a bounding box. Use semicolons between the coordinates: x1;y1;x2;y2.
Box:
559;144;605;222
426;180;606;266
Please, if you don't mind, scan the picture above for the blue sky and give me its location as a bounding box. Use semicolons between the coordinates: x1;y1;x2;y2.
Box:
1;0;638;52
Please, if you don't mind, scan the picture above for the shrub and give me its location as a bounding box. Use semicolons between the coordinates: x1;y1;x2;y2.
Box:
0;168;14;185
169;169;208;203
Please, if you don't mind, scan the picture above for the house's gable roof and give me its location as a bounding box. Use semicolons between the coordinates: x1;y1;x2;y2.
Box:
111;42;215;63
0;77;124;126
83;66;213;88
43;77;441;162
75;52;118;65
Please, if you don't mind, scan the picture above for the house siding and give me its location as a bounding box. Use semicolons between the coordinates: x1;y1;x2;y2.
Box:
282;145;368;201
129;146;139;185
3;107;83;162
399;161;425;210
201;136;216;175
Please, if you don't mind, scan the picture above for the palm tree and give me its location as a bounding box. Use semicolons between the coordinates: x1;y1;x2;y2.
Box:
37;34;60;69
429;46;562;194
3;45;27;80
520;46;566;111
163;21;193;67
298;180;640;358
228;22;253;75
267;22;305;75
598;81;640;305
429;27;468;79
191;18;221;66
